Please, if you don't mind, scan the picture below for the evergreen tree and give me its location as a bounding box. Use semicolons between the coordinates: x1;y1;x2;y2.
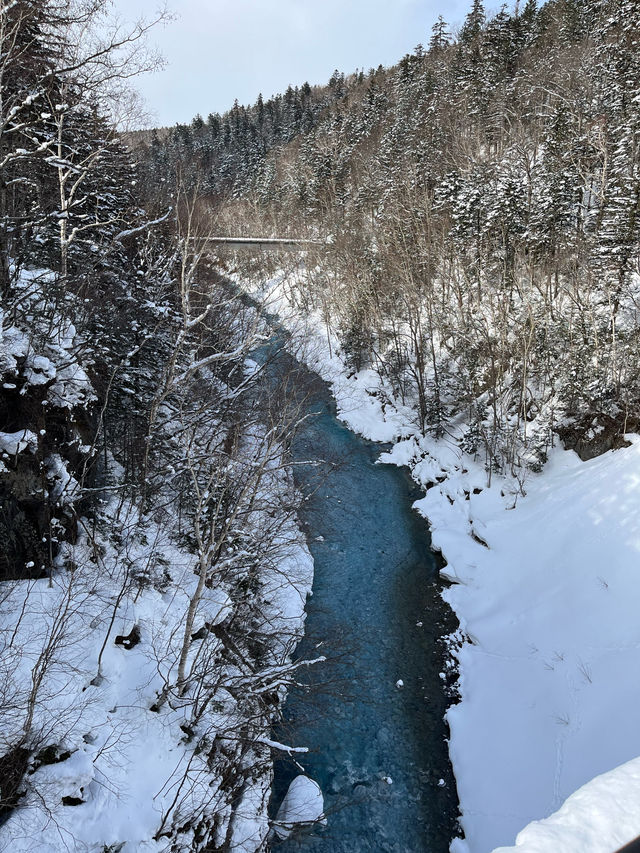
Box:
429;16;451;53
460;0;486;45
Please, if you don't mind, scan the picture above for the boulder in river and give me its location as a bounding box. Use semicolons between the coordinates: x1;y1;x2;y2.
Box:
273;775;326;839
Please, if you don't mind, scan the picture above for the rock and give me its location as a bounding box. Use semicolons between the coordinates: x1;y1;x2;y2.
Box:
114;624;141;650
558;412;639;461
273;775;325;839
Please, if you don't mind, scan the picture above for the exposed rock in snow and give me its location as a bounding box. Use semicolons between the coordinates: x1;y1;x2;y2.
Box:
34;749;94;809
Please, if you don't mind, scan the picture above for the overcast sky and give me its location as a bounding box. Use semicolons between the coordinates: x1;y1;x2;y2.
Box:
111;0;477;128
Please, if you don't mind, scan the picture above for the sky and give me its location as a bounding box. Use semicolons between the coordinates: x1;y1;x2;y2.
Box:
110;0;475;128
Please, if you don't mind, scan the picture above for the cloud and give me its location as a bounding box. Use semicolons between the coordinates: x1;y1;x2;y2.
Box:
111;0;474;126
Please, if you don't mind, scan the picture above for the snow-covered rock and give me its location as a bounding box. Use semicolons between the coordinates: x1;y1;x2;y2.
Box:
0;429;38;456
273;775;325;839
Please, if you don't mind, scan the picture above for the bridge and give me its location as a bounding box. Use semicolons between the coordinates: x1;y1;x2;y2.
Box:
199;236;329;251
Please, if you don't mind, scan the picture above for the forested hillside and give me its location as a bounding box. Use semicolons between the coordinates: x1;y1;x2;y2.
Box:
131;9;640;843
3;0;640;850
140;0;640;480
0;2;314;851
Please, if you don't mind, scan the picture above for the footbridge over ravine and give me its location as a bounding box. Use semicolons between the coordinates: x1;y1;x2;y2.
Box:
198;236;330;251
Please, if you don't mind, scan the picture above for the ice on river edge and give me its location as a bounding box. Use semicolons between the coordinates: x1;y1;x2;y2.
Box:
247;271;640;853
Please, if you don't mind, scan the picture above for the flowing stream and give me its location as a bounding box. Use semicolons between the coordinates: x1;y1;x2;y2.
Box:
266;342;460;853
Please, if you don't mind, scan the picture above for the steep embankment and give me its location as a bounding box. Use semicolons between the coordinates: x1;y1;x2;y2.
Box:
0;266;314;852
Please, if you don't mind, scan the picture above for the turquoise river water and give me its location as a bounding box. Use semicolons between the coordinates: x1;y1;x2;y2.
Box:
267;347;460;853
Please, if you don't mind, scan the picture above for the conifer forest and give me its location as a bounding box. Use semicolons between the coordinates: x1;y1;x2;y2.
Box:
1;1;640;852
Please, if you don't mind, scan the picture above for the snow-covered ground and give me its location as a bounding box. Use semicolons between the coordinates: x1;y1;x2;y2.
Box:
249;271;640;853
0;486;314;853
493;756;640;853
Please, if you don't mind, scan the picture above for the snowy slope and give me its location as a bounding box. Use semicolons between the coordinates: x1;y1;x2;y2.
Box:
0;495;314;853
439;438;640;852
247;271;640;853
492;756;640;853
0;269;315;853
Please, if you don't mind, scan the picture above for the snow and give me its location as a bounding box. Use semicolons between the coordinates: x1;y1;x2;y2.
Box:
245;270;640;853
443;437;640;852
0;269;316;853
273;775;326;839
35;748;95;806
196;585;232;626
45;452;80;503
255;736;309;754
0;428;38;455
227;772;272;853
0;323;29;374
492;756;640;853
0;487;314;853
24;353;56;385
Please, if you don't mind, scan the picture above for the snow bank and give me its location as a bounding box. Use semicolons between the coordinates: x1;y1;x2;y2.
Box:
444;437;640;852
492;756;640;853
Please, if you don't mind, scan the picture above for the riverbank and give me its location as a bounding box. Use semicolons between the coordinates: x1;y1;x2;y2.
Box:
246;271;640;853
0;269;314;853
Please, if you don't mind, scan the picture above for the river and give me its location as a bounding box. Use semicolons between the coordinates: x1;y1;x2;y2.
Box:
267;345;460;853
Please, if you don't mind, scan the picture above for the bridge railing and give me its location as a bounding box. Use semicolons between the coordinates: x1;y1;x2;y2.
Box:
196;236;330;250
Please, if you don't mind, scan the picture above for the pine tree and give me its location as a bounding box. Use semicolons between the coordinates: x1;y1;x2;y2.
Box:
0;1;60;292
429;16;451;53
520;0;540;45
460;0;486;46
594;0;640;289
